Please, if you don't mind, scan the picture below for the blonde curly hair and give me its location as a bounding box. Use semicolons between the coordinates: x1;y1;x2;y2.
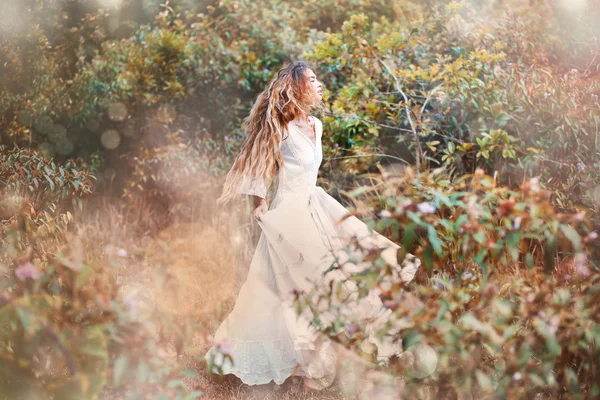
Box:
217;61;322;205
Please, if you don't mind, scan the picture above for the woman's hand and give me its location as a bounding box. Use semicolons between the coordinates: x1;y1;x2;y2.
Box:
253;198;269;221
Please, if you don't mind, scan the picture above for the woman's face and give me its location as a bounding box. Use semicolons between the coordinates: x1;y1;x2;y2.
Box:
304;68;323;104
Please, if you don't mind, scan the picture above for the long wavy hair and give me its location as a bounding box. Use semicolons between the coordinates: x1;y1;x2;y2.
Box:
216;61;321;205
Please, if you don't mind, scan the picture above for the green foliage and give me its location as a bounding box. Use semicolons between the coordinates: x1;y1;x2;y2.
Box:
0;150;199;399
295;168;599;398
0;240;200;399
0;146;94;254
346;167;597;277
307;0;600;212
2;0;600;396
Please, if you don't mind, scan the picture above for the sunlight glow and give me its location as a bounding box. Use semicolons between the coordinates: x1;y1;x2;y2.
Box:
97;0;125;10
557;0;587;13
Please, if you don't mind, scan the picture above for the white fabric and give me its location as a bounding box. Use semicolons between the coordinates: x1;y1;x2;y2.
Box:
206;117;421;386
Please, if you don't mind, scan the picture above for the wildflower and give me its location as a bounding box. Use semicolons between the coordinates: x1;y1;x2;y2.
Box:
577;162;585;171
575;212;585;222
529;177;540;193
574;253;590;277
224;135;229;142
461;271;473;280
544;92;551;99
592;94;599;101
379;209;392;218
117;248;128;257
346;323;358;335
513;372;522;381
383;299;399;311
417;202;436;214
157;348;168;358
218;338;231;355
263;68;269;74
588;232;598;240
513;216;522;230
466;197;482;219
15;262;42;281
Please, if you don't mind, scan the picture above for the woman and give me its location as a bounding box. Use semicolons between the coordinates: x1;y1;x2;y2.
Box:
205;61;420;388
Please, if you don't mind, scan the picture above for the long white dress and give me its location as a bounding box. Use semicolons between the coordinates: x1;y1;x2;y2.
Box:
205;117;420;386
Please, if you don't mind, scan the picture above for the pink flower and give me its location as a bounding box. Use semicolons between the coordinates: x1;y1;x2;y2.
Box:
574;253;590;278
218;338;231;355
417;202;436;214
15;262;42;281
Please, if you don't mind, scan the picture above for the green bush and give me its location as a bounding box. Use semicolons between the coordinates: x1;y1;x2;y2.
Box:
295;168;599;398
307;0;600;213
0;149;199;399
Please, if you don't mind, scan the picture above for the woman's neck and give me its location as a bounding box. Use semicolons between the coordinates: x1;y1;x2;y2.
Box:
292;113;311;125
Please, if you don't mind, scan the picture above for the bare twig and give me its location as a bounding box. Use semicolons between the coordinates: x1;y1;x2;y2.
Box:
324;152;412;164
375;57;423;169
323;111;414;133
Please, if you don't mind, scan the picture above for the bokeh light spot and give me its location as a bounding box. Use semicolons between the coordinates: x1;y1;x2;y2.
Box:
55;138;74;155
48;124;67;143
34;116;54;135
101;129;121;149
85;118;101;133
17;110;33;127
37;142;55;158
107;102;128;122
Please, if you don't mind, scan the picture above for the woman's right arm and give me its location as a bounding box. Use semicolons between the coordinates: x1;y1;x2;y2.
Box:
252;195;268;221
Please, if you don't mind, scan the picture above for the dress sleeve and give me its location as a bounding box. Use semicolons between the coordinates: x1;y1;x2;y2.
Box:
237;174;270;199
236;139;281;199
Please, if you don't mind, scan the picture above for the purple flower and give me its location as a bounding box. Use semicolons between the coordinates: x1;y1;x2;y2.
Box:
588;232;598;240
544;92;551;99
513;216;522;230
417;202;436;214
15;262;42;281
263;68;269;74
224;136;229;142
346;323;358;335
577;162;585;171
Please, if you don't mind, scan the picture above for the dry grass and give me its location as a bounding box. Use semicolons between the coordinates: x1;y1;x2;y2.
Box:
79;195;356;399
80;193;581;400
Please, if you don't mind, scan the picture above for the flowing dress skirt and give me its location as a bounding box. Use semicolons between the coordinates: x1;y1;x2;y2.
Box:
205;186;420;386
